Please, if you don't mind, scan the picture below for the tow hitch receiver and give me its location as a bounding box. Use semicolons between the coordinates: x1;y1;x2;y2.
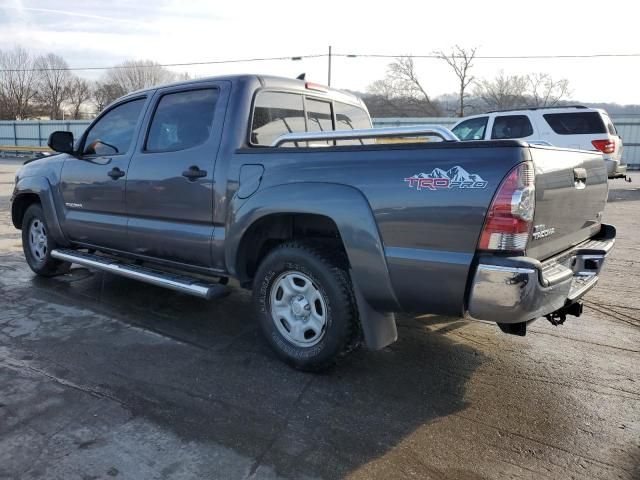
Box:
545;302;583;326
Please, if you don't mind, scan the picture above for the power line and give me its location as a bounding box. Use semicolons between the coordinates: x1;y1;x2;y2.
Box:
0;54;327;72
1;51;639;73
338;52;640;59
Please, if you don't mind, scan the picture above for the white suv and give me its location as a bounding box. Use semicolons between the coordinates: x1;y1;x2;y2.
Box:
451;106;627;179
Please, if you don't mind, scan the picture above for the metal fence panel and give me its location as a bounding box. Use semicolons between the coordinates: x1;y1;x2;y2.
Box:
0;120;91;148
1;118;638;168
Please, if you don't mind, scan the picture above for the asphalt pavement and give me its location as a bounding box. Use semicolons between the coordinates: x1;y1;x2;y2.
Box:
0;157;638;480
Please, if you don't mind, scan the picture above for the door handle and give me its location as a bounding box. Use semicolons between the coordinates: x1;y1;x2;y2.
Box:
182;165;207;181
108;167;125;180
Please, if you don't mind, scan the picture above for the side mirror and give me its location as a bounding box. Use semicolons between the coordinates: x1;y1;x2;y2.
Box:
47;131;75;154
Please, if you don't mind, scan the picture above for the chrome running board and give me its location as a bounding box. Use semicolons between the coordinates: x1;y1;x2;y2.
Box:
51;249;228;300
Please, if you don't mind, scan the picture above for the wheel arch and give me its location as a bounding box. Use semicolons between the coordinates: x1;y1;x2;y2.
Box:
11;192;41;229
12;176;69;246
227;183;400;349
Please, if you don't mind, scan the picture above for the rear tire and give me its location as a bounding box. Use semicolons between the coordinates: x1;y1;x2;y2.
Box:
253;242;360;371
21;203;70;277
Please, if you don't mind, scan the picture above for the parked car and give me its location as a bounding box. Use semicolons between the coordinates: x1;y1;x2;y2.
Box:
11;75;615;370
451;106;628;180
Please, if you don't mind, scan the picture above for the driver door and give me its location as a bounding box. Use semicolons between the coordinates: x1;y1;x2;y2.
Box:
59;96;148;251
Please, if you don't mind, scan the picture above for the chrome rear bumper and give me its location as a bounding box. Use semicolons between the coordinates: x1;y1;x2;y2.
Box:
467;224;616;324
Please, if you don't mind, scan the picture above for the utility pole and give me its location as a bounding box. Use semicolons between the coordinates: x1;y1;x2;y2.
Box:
327;45;332;87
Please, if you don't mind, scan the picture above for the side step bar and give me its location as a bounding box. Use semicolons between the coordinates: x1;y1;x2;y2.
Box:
51;249;228;300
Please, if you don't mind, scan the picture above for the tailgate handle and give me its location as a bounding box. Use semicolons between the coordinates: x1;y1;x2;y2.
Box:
573;167;587;189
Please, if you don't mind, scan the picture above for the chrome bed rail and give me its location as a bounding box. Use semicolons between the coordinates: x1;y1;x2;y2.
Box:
271;125;460;147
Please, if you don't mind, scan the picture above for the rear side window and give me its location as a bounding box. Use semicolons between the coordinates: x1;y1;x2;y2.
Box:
146;89;218;152
334;101;373;145
452;116;488;141
491;115;533;139
83;98;145;156
251;92;305;146
543;112;606;135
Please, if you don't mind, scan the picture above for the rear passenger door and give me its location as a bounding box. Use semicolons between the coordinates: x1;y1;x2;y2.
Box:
490;115;535;141
125;81;229;267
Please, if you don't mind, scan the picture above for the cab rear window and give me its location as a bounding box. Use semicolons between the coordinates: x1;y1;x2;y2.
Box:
250;91;370;146
543;112;606;135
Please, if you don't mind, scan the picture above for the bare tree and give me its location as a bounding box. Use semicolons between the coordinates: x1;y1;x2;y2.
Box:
34;53;73;119
387;56;440;114
473;71;528;111
365;57;441;116
0;47;39;119
92;81;125;112
67;77;92;119
434;46;477;117
365;79;406;116
526;73;570;107
103;60;179;94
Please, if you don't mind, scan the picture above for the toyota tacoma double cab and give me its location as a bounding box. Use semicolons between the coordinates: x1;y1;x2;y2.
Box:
11;74;615;370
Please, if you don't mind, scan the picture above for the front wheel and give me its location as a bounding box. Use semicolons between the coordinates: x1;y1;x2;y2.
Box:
253;242;360;371
21;203;70;277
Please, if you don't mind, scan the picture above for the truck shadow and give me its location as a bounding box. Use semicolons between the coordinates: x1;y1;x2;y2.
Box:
607;186;640;202
16;266;487;479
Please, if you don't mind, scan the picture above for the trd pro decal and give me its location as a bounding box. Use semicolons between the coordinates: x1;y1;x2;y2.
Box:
405;166;488;191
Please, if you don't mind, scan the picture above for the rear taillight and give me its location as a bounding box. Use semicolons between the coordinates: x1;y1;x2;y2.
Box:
479;162;535;252
591;139;616;154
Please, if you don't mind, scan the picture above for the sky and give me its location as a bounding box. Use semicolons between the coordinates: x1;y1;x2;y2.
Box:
1;0;640;105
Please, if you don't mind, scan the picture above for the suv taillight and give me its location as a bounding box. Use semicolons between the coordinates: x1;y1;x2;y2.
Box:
591;139;615;154
479;162;535;252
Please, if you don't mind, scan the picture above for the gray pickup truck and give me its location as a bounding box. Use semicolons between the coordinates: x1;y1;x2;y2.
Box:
11;74;616;370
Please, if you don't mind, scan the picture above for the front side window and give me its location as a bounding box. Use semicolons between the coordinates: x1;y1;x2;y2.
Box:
491;115;534;139
146;89;218;152
251;92;305;146
452;116;488;141
83;98;145;155
543;112;606;135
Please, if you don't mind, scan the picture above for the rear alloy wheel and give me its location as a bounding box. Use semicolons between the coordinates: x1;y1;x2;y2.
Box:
21;203;70;277
253;242;360;371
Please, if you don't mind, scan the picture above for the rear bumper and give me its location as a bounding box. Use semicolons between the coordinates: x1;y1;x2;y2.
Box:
605;158;627;178
467;224;616;324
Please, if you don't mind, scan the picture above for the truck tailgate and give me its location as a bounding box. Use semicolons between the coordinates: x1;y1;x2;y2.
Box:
526;146;608;261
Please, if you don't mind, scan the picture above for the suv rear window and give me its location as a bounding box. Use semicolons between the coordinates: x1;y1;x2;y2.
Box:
543;112;606;135
491;115;533;139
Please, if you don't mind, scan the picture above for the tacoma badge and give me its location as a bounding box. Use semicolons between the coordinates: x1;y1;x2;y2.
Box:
532;224;555;240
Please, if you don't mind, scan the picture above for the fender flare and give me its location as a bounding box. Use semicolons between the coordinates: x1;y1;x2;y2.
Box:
226;183;399;349
12;176;69;247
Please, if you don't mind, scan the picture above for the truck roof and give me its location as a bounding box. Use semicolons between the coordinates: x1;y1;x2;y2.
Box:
121;73;366;108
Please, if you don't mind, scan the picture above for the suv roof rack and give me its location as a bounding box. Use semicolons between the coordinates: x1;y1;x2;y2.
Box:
486;105;588;114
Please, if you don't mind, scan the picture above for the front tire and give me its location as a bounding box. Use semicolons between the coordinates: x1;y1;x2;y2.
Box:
21;203;70;277
253;242;360;371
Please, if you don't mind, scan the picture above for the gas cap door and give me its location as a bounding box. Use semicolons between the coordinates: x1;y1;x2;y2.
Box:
238;164;264;199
